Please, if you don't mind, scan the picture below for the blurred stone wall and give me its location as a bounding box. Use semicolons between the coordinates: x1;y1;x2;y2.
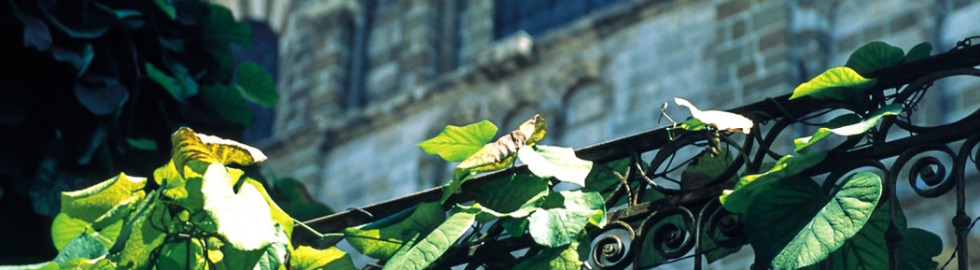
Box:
221;0;980;267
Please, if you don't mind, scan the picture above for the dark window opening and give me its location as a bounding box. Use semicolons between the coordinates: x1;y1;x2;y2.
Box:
493;0;627;38
233;20;278;144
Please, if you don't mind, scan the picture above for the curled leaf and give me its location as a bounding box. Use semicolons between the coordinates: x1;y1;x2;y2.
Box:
456;115;546;174
794;104;903;152
674;98;753;134
171;127;267;173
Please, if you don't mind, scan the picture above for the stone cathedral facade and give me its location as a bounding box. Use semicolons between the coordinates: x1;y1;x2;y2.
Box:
218;1;980;265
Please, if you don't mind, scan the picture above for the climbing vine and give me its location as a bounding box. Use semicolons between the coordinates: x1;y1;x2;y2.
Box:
2;39;957;269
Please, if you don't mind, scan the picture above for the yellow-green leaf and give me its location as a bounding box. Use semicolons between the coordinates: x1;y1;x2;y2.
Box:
61;173;146;223
418;120;498;162
291;246;358;270
719;151;827;213
345;202;446;260
789;67;875;101
456;115;547;174
382;208;479;270
171;127;267;174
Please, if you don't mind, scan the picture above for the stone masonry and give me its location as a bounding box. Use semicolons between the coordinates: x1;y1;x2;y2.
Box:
222;0;980;267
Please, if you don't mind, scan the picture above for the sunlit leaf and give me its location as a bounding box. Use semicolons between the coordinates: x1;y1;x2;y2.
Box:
418;120;498;162
243;179;295;238
145;62;197;102
382;208;479;270
518;145;592;187
115;197;170;269
157;239;207;269
674;98;753;134
171;127;267;174
236;61;279;108
795;104;903;152
61;173;146;223
719;151;827;213
513;234;589;270
802;199;904;270
201;163;277;251
749;172;881;269
789;67;875;102
52;234;107;266
903;42;932;63
476;174;549;218
345;202;446;260
456;115;546;174
846;41;905;74
291;246;358;270
529;191;605;247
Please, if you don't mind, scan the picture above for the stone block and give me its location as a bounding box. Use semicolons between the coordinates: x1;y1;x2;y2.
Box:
717;0;750;20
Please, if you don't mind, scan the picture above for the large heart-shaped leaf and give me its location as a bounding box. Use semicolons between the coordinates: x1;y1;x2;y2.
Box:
200;84;255;128
513;234;589;270
345;202;446;260
749;172;882;269
382;208;479;270
236;61;279;108
518;145;592;187
795;104;903;152
476;174;549;217
418;120;498;162
846;41;905;74
291;246;358;270
528;191;605;247
200;163;277;251
789;67;875;101
896;228;942;269
52;234;108;266
802;198;902;269
720;151;827;213
61;173;146;223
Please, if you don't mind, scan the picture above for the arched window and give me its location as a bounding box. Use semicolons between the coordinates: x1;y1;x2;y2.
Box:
560;81;610;148
493;0;627;38
233;20;278;144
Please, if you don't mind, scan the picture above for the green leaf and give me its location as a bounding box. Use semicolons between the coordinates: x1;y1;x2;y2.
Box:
345;202;446;260
846;41;905;74
291;246;358;270
204;3;251;48
201;163;277;251
897;228;942;269
61;173;146;223
518;145;593;187
114;192;170;269
476;174;549;217
514;235;589;270
678;117;708;132
53;234;107;266
455;115;547;175
700;214;745;263
73;84;129;116
254;225;290;270
529;191;605;247
803;198;905;270
795;104;903;152
157;239;207;269
236;62;279;108
243;179;295;238
126;138;157;151
790;67;876;101
418;120;498;162
146;62;197;102
636;215;690;267
903;42;932;63
501;218;529;238
682;148;736;189
754;172;882;269
719;151;827;213
153;0;176;19
200;84;255;127
382;208;479;270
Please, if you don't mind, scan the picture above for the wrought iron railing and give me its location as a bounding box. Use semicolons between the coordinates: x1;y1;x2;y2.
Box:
293;40;980;269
